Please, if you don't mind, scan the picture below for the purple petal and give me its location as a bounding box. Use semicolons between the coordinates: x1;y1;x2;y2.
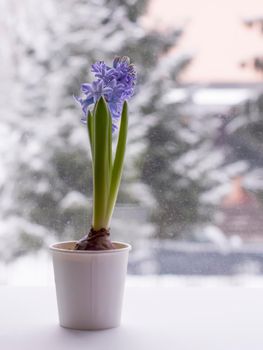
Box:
75;56;136;132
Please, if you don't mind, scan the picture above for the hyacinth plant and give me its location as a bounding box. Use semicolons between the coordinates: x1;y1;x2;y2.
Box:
74;56;136;250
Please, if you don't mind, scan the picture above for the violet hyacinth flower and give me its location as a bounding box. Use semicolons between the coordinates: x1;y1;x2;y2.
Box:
76;56;136;131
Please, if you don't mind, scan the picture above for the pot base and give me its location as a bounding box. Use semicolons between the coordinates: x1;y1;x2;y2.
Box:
60;322;120;331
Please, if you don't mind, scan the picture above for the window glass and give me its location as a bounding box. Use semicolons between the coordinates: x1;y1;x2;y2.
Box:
1;0;263;285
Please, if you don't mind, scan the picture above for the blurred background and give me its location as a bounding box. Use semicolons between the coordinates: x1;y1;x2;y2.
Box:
1;0;263;285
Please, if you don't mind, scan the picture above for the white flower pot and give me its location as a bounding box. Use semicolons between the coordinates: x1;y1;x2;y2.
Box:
50;241;131;330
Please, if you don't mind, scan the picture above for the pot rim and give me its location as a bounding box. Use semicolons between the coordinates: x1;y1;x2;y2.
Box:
49;240;131;254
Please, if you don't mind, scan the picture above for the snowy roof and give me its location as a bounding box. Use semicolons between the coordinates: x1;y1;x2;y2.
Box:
192;88;257;106
161;88;188;104
162;85;262;112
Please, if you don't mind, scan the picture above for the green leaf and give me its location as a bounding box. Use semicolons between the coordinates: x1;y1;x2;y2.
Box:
92;97;111;230
104;101;128;227
108;111;112;178
87;110;94;160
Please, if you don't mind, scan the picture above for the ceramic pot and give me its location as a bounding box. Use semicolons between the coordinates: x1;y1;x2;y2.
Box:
50;241;131;330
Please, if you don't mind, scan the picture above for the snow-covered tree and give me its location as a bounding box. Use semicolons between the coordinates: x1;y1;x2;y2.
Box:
0;0;191;259
242;17;263;73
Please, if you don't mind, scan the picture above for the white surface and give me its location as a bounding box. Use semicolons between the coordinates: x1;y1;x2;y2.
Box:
0;285;263;350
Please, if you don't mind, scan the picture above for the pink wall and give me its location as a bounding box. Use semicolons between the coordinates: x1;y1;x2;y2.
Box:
144;0;263;83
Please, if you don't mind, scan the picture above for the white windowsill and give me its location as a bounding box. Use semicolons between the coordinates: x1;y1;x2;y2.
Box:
1;285;263;350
